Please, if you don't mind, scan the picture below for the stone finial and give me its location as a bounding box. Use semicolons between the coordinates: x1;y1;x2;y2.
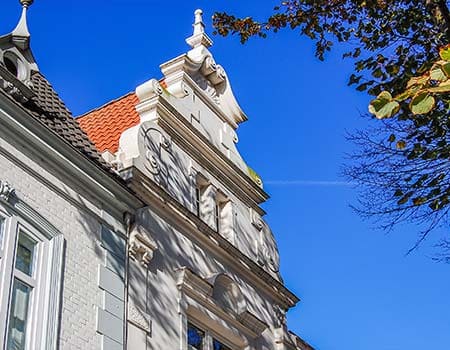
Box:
193;9;205;35
19;0;34;8
12;0;33;40
186;9;213;49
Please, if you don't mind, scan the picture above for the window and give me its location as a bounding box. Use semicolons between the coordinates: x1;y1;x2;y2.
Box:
2;52;27;81
214;200;221;232
0;215;5;249
213;338;232;350
0;206;63;350
192;172;234;241
4;57;18;78
187;322;234;350
188;323;205;350
195;186;203;217
194;173;208;219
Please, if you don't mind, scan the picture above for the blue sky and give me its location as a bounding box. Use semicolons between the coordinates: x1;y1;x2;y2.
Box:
2;1;450;349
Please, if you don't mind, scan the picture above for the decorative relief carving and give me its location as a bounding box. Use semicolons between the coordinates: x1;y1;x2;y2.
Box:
129;226;158;268
273;304;287;329
143;126;172;180
161;135;172;152
135;78;163;102
253;212;281;274
128;303;151;334
0;181;15;202
250;209;264;231
145;150;161;175
1;79;26;103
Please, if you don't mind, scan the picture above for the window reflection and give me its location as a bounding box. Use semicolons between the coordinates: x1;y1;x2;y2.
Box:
187;323;205;350
7;278;31;350
15;232;36;276
213;338;231;350
0;216;4;247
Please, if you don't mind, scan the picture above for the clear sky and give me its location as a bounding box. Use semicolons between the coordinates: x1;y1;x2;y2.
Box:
2;1;449;349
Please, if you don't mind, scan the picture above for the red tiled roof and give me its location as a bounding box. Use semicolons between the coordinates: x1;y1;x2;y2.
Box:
77;93;140;153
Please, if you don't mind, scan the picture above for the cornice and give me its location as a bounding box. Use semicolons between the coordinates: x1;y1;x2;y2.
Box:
122;167;299;310
154;94;268;213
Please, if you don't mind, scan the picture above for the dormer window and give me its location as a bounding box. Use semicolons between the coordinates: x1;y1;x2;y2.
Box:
2;52;27;81
4;56;18;77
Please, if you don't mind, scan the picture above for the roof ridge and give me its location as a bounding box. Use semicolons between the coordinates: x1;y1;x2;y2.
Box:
77;91;135;119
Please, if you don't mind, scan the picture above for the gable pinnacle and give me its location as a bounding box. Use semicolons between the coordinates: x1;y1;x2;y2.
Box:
20;0;34;7
193;9;205;35
186;9;213;49
12;0;33;40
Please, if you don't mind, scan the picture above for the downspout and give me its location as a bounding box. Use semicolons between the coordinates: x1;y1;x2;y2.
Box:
123;211;134;350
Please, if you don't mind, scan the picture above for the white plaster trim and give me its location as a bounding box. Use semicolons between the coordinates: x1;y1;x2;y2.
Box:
125;169;299;309
154;98;267;211
42;234;65;350
0;180;60;239
176;268;267;339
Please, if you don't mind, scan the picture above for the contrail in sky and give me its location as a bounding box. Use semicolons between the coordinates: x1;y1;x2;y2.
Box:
265;180;355;186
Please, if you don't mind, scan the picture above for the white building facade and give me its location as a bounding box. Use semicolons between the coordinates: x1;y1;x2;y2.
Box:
0;2;313;350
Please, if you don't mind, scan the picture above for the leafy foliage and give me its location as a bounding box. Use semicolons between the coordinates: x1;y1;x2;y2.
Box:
369;46;450;119
213;1;450;252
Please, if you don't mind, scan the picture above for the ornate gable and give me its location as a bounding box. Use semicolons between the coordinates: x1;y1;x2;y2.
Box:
160;9;247;129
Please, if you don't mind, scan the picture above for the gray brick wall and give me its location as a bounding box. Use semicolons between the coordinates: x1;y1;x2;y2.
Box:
0;136;124;350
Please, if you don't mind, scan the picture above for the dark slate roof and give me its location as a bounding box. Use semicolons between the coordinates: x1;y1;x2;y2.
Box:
0;67;111;172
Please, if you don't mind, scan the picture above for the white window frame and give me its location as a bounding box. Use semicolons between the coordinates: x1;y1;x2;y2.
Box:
0;203;64;350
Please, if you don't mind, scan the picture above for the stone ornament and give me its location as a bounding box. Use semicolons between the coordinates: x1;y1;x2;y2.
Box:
20;0;34;7
128;303;151;334
135;78;163;102
250;209;264;231
129;226;158;268
0;181;15;202
143;128;163;175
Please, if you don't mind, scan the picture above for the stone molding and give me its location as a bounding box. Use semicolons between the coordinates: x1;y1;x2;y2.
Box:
124;167;299;310
128;225;158;268
128;303;151;334
0;180;15;202
176;267;268;338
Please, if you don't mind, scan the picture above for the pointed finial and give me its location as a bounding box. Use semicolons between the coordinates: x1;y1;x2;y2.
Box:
20;0;34;7
193;9;205;35
12;0;33;40
186;9;213;49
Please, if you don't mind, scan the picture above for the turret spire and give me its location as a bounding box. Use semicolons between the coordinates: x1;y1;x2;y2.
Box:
11;0;33;49
186;9;213;49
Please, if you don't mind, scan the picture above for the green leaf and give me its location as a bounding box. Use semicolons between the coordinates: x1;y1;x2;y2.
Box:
439;44;450;61
429;200;439;211
430;67;447;81
368;91;400;119
409;93;435;115
406;74;429;88
442;62;450;77
427;80;450;93
395;87;418;101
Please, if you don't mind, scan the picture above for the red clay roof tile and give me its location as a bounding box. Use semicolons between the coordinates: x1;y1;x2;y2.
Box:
77;92;140;153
